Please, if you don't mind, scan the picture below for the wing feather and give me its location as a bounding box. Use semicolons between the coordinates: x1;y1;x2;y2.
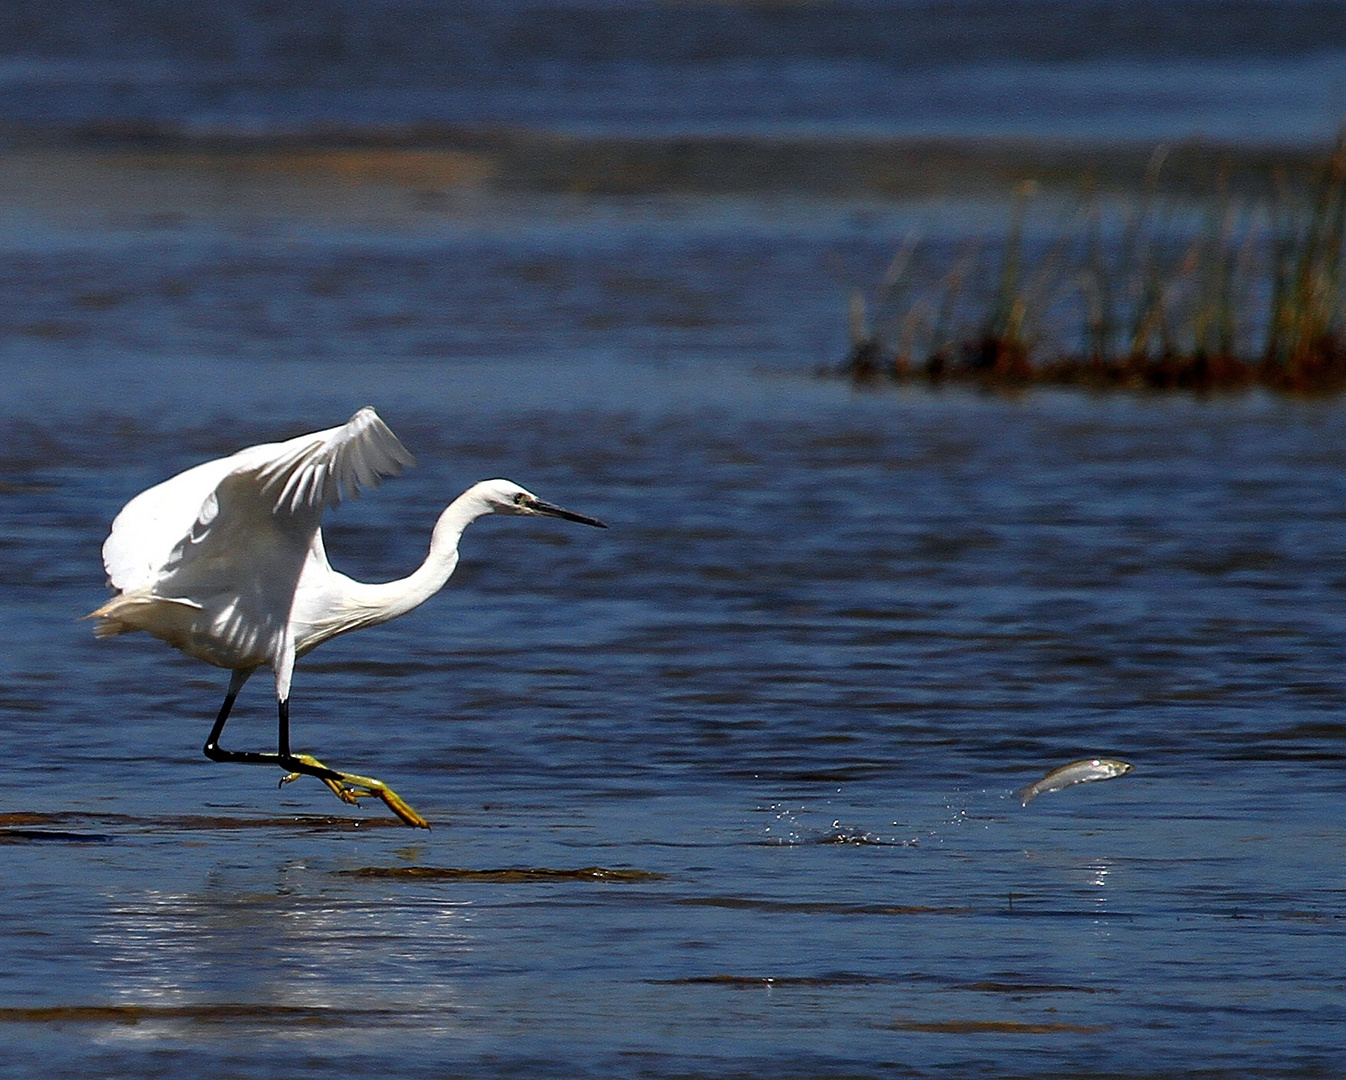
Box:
101;407;414;595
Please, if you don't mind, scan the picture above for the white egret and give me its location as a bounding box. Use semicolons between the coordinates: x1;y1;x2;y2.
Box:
90;407;606;828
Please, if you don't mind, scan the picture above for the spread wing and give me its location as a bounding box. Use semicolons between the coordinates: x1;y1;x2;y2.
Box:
102;407;415;595
93;407;415;668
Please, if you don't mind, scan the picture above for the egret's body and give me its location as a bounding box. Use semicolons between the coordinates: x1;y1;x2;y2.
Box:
91;407;605;827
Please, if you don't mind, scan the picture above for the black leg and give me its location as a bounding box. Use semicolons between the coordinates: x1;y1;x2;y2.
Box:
196;669;430;828
274;697;344;784
201;671;342;784
203;667;253;762
278;696;291;757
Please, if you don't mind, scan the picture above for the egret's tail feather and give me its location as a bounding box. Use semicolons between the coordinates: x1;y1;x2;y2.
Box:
87;593;136;637
91;617;129;639
86;591;203;638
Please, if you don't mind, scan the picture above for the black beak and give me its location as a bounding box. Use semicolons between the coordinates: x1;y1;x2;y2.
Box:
529;498;607;528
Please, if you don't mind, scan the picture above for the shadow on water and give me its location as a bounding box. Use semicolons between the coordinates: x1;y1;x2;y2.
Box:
886;1020;1111;1034
0;810;409;833
335;865;666;883
673;897;973;916
0;1003;419;1027
953;982;1119;995
0;829;113;844
654;973;907;989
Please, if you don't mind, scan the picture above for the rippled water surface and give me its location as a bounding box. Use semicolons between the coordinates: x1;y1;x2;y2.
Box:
1;184;1345;1078
1;0;1344;143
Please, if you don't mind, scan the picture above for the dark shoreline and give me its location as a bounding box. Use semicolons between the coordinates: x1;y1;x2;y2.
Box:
0;124;1336;198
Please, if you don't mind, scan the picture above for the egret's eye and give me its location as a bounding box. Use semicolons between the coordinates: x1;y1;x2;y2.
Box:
513;492;530;506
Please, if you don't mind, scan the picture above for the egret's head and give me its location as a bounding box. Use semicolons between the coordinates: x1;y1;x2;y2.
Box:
475;479;607;528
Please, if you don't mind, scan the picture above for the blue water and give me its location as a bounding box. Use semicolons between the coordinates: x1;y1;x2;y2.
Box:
0;0;1342;144
0;177;1344;1076
0;6;1344;1076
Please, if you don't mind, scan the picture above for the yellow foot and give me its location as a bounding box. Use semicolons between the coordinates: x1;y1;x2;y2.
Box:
279;754;430;829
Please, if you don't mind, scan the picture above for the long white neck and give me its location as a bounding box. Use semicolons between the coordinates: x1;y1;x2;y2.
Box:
333;484;498;628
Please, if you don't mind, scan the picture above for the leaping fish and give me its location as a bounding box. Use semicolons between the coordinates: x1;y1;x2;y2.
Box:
1016;758;1133;806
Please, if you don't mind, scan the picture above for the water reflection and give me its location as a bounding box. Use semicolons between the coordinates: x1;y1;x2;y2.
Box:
92;872;474;1036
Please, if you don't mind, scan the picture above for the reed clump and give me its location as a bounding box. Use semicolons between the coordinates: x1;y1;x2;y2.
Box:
840;141;1346;394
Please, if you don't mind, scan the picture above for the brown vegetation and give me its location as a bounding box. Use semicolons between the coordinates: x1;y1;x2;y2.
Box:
840;141;1346;394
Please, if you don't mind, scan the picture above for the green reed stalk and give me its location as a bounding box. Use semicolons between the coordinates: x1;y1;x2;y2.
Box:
1266;144;1346;383
1186;175;1235;364
979;181;1035;372
1126;148;1169;365
1082;182;1113;363
928;248;977;367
